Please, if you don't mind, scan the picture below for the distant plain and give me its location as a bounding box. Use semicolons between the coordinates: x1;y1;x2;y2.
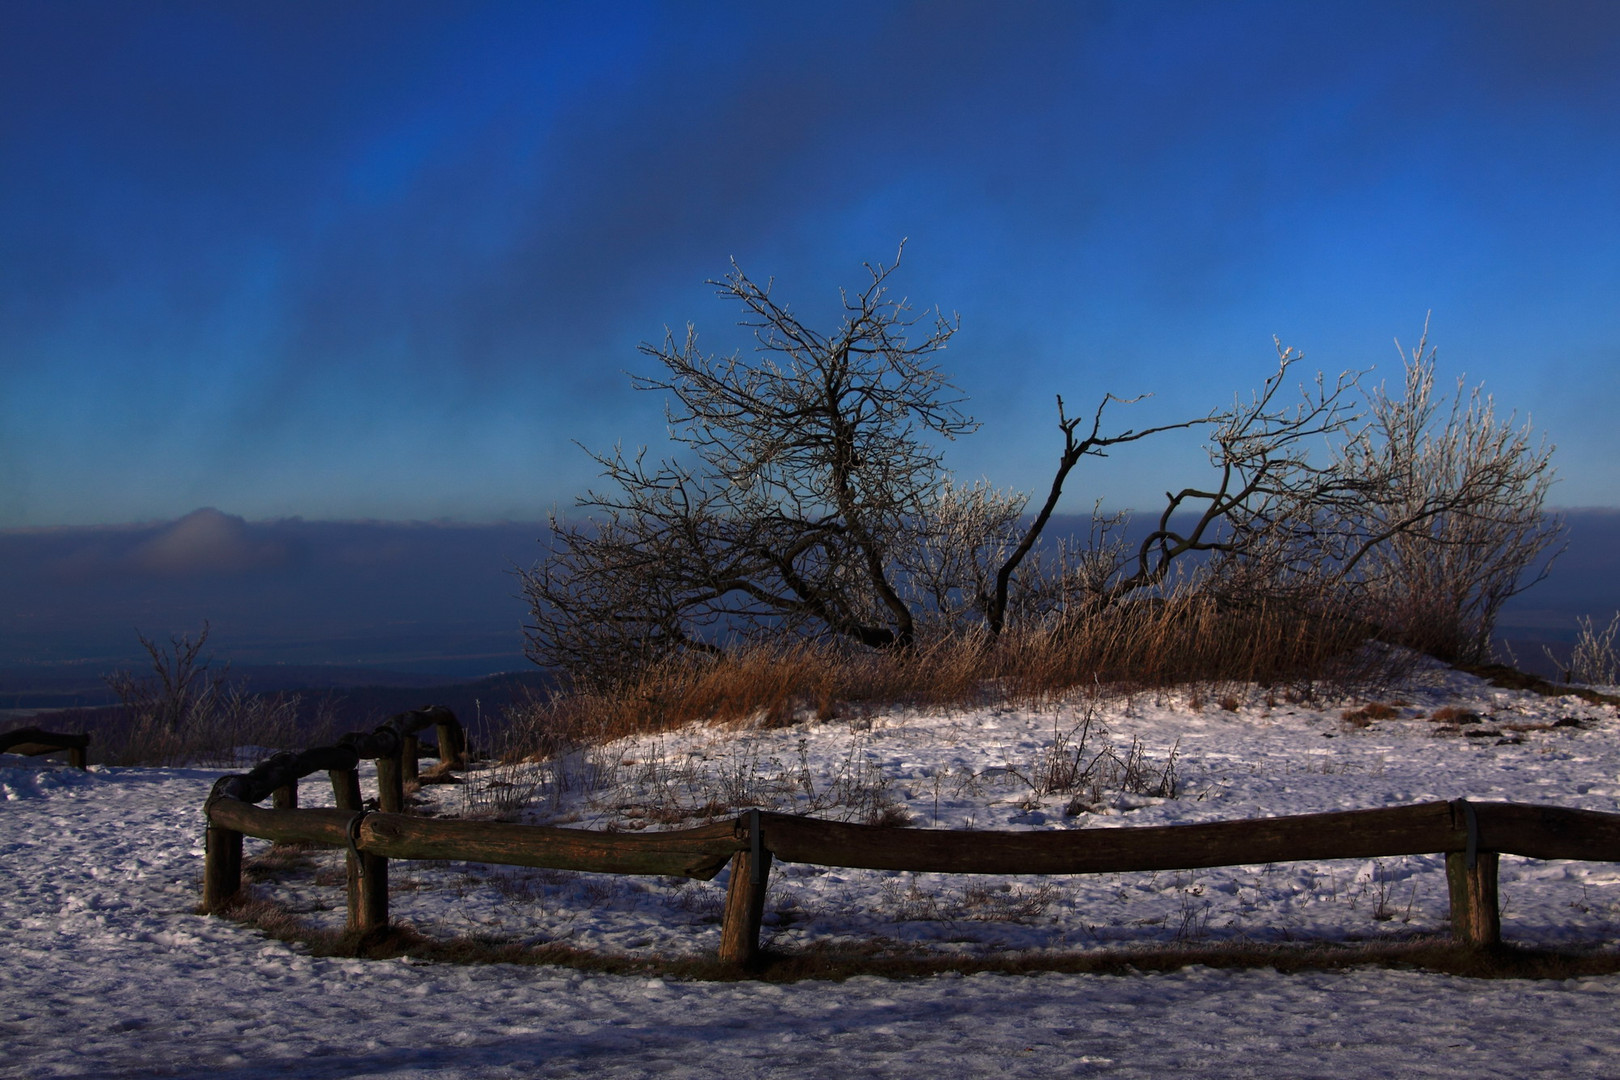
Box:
3;507;1616;708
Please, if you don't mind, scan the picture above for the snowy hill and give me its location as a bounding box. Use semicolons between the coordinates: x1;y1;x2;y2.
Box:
7;657;1620;1077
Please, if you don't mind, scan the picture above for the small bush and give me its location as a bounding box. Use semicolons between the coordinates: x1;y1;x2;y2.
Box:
97;624;335;765
1430;705;1481;725
1341;702;1400;727
1562;613;1620;686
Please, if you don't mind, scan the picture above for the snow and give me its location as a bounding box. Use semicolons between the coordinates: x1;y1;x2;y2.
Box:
6;656;1620;1077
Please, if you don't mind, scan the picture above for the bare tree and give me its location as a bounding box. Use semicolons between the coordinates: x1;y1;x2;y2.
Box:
1332;324;1563;661
521;247;974;684
105;622;229;732
524;249;1562;688
1007;329;1560;663
934;343;1372;639
1124;344;1374;615
101;623;308;765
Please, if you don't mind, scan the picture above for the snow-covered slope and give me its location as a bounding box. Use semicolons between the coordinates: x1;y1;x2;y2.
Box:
6;660;1620;1078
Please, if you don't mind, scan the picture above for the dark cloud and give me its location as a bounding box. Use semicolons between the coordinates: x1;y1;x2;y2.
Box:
1;2;1615;527
266;2;1110;399
1453;0;1620;105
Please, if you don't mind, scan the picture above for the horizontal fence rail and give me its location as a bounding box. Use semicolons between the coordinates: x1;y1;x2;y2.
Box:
753;804;1479;874
202;721;1620;967
207;799;741;879
1;727;89;770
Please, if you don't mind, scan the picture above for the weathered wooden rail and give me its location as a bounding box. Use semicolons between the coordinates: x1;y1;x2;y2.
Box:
1;727;89;770
204;705;467;928
202;716;1620;966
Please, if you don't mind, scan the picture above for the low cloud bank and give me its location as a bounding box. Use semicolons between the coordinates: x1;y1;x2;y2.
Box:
1;508;1614;679
127;508;291;576
0;513;547;675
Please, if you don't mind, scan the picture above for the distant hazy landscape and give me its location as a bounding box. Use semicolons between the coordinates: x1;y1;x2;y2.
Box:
2;506;1615;709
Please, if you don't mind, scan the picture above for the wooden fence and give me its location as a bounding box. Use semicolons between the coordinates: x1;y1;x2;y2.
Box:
202;710;1620;966
1;727;89;770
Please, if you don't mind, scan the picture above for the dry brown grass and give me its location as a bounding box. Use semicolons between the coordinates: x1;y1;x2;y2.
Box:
506;596;1391;757
1341;702;1401;727
1430;705;1482;725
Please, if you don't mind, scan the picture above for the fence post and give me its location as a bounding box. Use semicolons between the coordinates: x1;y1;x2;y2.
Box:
272;780;298;810
434;718;466;770
402;734;420;784
354;836;389;933
1445;800;1500;947
202;822;243;912
330;768;362;812
719;810;772;968
1446;850;1501;947
328;768;378;931
376;753;405;814
336;809;390;933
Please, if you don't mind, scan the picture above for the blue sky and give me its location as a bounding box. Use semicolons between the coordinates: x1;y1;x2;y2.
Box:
3;0;1617;529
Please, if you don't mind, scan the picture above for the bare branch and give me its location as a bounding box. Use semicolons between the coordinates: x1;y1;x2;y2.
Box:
521;249;974;686
980;392;1214;637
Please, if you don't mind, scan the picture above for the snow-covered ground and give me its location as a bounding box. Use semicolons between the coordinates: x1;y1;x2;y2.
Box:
7;656;1620;1078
